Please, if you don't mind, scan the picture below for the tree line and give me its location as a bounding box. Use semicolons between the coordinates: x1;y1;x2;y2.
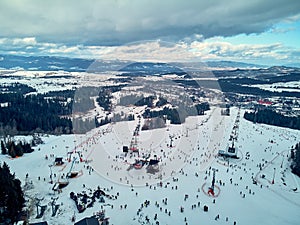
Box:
1;139;34;158
244;108;300;130
143;102;210;124
173;78;300;98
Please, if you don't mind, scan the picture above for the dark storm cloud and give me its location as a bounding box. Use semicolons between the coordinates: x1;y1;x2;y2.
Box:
0;0;299;45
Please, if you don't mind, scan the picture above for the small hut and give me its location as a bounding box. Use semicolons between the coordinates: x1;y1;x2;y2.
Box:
54;157;64;166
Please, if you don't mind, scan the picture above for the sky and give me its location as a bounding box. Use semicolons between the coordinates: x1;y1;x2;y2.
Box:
0;0;300;66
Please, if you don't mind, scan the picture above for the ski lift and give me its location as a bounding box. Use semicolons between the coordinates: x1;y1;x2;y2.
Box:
66;157;82;179
52;180;69;191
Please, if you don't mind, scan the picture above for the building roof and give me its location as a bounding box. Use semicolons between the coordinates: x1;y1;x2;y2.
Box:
29;222;48;225
75;217;99;225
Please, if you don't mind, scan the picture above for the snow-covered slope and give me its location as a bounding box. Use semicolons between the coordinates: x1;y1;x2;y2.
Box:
1;107;299;225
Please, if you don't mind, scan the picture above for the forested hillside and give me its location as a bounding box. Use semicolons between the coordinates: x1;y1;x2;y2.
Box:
0;86;73;135
244;109;300;130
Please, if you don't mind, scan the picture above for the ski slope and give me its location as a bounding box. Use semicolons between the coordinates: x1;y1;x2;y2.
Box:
1;107;299;225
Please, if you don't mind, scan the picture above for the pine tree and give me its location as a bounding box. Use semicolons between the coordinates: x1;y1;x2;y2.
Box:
0;162;25;224
23;142;33;153
15;143;24;157
8;142;16;158
1;140;7;155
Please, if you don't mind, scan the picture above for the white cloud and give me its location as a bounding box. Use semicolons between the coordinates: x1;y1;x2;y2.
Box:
48;45;80;54
189;40;296;63
0;37;299;65
0;37;39;47
269;27;296;34
92;41;195;62
12;37;37;46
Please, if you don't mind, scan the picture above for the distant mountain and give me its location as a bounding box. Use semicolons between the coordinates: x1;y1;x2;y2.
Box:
1;54;297;73
118;62;186;76
204;60;266;69
0;54;93;72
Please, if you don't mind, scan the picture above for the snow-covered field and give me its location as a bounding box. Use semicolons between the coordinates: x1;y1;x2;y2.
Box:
0;70;121;94
1;107;299;225
251;81;300;93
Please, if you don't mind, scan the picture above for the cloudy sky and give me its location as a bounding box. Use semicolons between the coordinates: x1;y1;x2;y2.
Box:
0;0;300;65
